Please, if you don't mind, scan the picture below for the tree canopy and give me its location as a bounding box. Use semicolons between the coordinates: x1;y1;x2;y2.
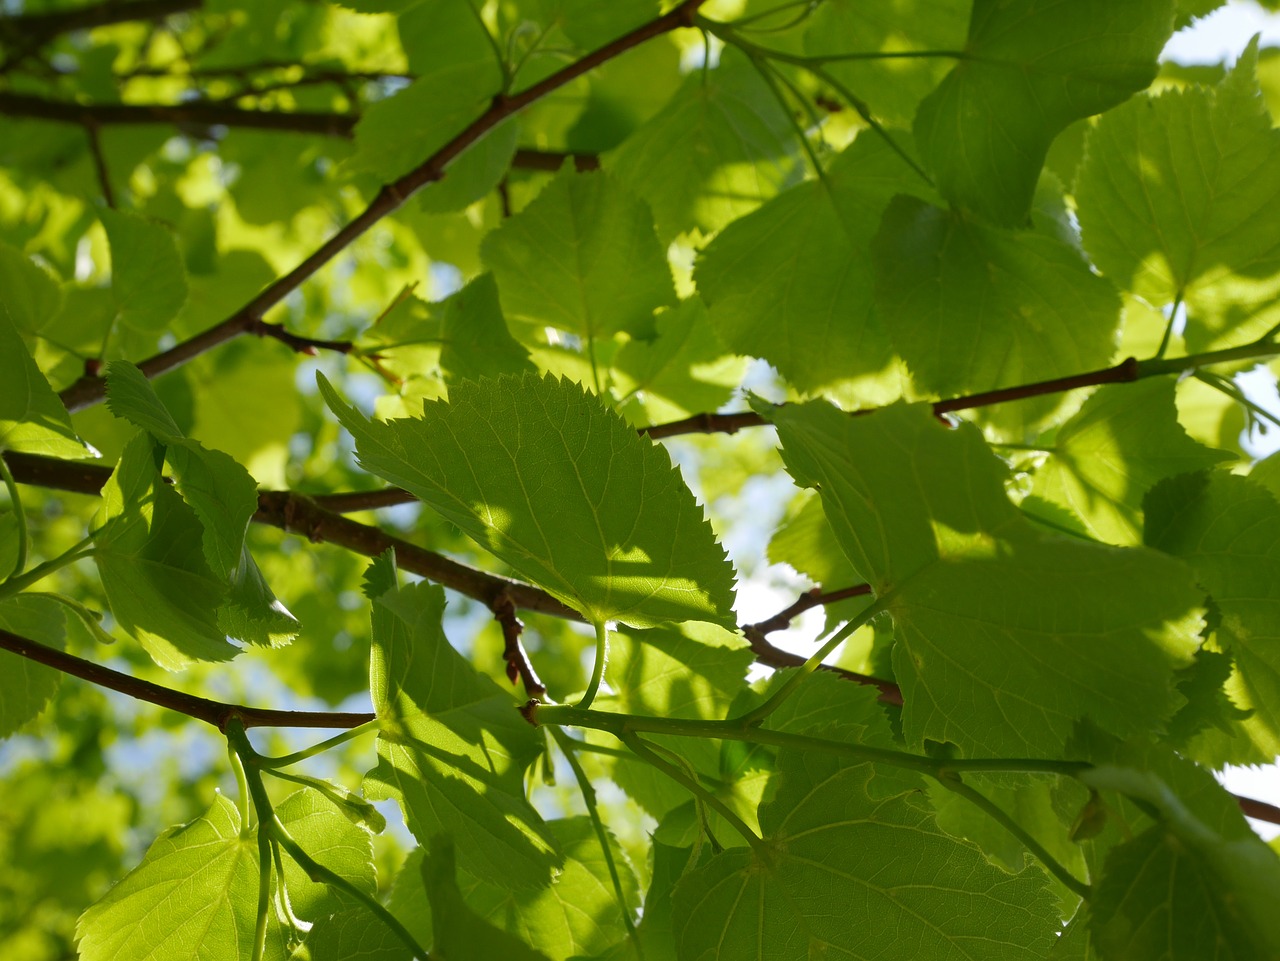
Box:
2;0;1280;959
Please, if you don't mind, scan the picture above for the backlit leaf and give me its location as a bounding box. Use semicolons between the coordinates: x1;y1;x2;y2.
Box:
100;209;188;333
0;305;89;458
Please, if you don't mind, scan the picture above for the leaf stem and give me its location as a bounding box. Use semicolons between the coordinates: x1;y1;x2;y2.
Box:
252;808;272;961
255;718;382;768
551;728;640;948
0;453;27;580
1155;294;1184;359
0;533;94;602
578;620;610;710
933;774;1091;901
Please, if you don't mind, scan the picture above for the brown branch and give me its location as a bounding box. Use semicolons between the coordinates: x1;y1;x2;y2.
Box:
493;588;546;698
0;627;373;731
84;120;115;208
310;487;417;512
55;0;708;413
0;0;200;39
512;148;599;172
248;318;354;356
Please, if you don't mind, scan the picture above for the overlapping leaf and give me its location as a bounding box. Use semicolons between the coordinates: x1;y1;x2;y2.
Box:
321;373;735;628
771;401;1202;756
914;0;1173;225
1145;472;1280;764
0;595;66;737
674;754;1058;961
0;305;89;458
361;555;560;889
1029;378;1231;544
100;209;188;332
1077;42;1280;349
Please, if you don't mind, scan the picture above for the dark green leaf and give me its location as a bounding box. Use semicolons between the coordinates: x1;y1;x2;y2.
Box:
100;209;188;333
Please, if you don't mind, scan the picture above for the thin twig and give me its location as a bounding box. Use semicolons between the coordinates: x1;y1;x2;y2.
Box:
56;0;710;413
493;588;547;697
83;121;116;208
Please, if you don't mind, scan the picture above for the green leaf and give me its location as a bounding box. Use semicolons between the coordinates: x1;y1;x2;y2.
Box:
1077;41;1280;349
695;131;929;400
321;373;736;628
92;431;236;668
803;0;970;126
0;594;66;737
417;118;518;214
1082;757;1280;961
76;794;286;961
914;0;1174;225
100;208;188;333
0;305;89;457
455;818;639;961
673;754;1059;961
481;166;676;342
1029;378;1231;544
361;557;560;889
0;239;63;335
423;837;553;961
872;194;1121;436
605;51;795;242
1145;471;1280;764
276;787;377;923
544;0;658;50
771;401;1202;756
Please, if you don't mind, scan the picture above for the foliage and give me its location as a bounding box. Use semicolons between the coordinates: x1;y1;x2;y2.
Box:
2;1;1280;959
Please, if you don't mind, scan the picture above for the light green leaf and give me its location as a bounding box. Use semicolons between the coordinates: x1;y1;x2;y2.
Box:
872;194;1121;436
611;298;747;426
456;818;639;961
0;239;63;335
605;51;795;242
673;754;1058;961
545;0;658;50
803;0;970;126
424;836;552;961
1077;41;1280;349
696;131;928;400
914;0;1174;225
417;118;517;214
361;557;560;889
92;432;236;668
76;794;286;961
435;273;535;384
1083;757;1280;961
100;208;188;332
0;594;66;737
481;166;676;343
1030;378;1231;544
321;373;736;628
0;305;89;457
771;402;1202;756
276;788;377;923
1145;472;1280;764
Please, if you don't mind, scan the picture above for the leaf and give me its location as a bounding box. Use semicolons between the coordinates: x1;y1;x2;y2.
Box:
0;305;89;457
770;401;1203;756
360;556;560;889
417;118;518;214
92;431;236;668
605;51;795;242
1145;471;1280;764
872;194;1121;436
1029;378;1231;544
482;166;676;343
547;0;658;50
673;754;1059;961
100;208;188;332
914;0;1174;225
0;594;66;737
320;373;736;628
276;787;377;923
76;794;286;961
348;0;500;179
455;818;640;961
695;131;928;400
1077;41;1280;349
423;835;553;961
0;239;63;335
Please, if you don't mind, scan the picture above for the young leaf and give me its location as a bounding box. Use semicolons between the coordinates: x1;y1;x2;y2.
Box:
673;756;1059;961
361;556;561;889
914;0;1174;225
1077;40;1280;349
1029;377;1231;545
771;402;1203;757
92;432;237;668
76;794;287;961
481;166;677;342
0;306;89;458
873;194;1121;436
320;373;736;628
1145;471;1280;764
0;594;65;737
100;209;188;332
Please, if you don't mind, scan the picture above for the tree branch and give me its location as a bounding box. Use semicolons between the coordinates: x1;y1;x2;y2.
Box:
55;0;708;413
0;0;199;44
